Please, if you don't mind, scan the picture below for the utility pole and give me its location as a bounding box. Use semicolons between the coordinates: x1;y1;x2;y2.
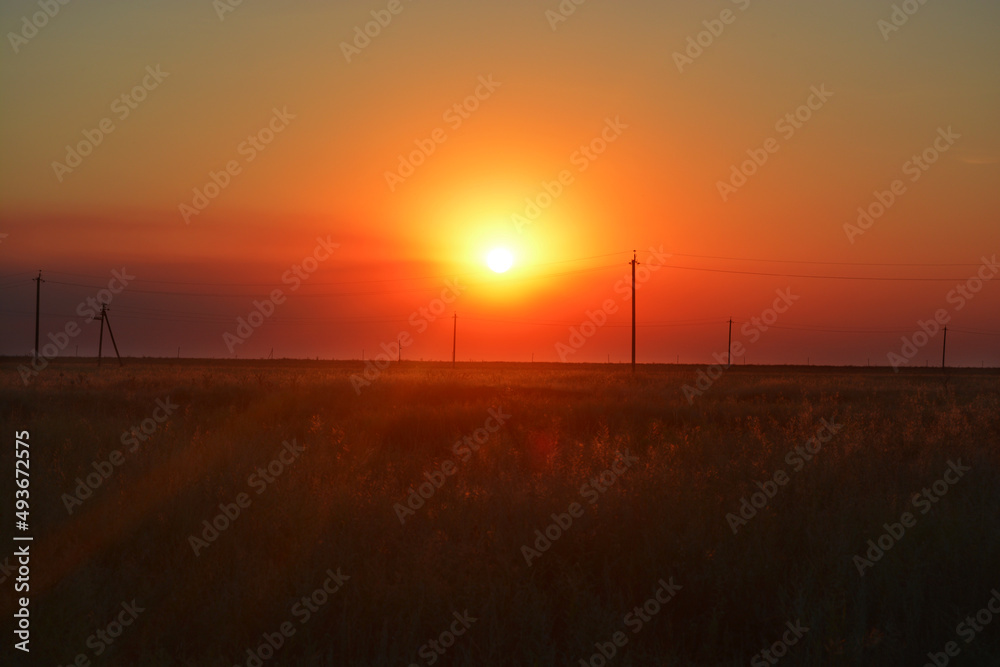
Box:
397;336;401;362
32;270;43;362
631;251;636;372
97;305;123;367
98;306;105;365
942;326;947;369
452;313;457;369
727;318;733;367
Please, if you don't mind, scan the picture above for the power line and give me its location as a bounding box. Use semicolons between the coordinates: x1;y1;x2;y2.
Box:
40;262;626;299
6;305;997;336
667;252;984;268
30;247;988;289
949;328;1000;338
659;264;978;281
39;251;632;288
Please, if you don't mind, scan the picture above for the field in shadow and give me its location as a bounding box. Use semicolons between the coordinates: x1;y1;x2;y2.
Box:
1;360;998;665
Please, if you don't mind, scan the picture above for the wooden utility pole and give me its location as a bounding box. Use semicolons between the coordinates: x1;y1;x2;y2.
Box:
33;270;43;362
941;326;947;369
452;313;457;369
631;251;636;372
98;306;105;365
97;305;123;367
727;318;733;367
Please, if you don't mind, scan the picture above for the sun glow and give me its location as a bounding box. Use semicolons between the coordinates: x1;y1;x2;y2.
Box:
486;247;514;273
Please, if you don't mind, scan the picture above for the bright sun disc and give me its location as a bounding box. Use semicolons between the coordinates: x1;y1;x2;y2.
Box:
487;247;514;273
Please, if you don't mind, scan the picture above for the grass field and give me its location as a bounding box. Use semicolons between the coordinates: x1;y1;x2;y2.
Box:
1;360;998;666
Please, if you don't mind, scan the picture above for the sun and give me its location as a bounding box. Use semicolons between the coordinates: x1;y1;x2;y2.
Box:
486;247;514;273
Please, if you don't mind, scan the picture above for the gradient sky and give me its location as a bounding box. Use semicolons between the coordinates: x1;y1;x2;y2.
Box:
1;0;998;365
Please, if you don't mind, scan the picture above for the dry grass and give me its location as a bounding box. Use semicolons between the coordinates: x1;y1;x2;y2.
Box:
1;359;998;665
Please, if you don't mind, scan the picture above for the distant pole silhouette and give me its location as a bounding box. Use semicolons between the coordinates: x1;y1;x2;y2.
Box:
397;336;401;362
941;326;947;369
452;313;457;369
727;318;733;367
105;308;122;366
630;251;639;373
97;305;123;367
33;270;43;362
98;305;105;366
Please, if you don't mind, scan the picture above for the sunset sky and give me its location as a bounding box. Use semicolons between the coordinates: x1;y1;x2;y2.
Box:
1;0;998;365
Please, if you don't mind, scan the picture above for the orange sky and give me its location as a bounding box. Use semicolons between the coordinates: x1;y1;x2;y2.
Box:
1;0;998;365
